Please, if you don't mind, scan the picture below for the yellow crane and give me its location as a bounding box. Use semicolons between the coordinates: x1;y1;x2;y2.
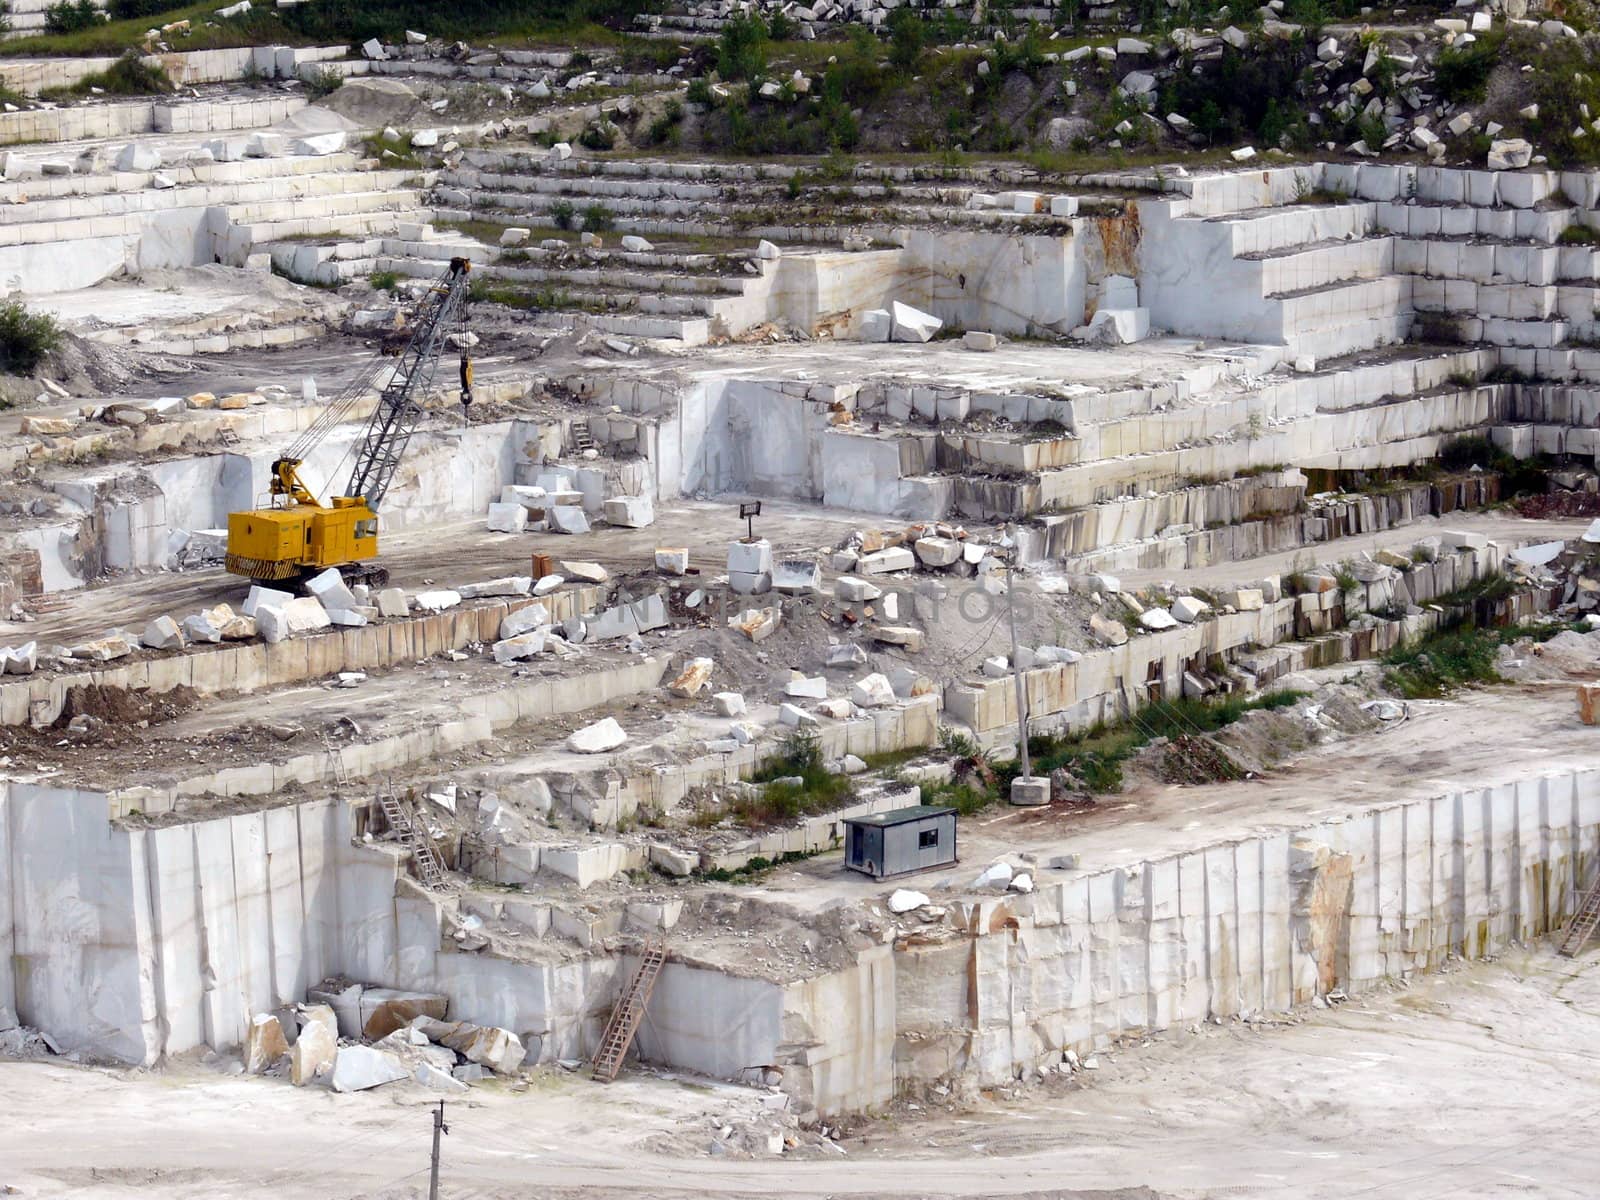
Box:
225;257;475;588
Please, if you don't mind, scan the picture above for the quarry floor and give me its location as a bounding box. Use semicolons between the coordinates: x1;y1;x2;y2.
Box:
3;947;1593;1200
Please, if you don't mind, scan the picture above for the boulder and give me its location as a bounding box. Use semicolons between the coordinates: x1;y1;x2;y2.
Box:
499;602;550;640
772;558;821;594
330;1045;410;1093
568;717;627;754
1089;613;1129;647
413;590;461;613
858;547;915;575
850;673;896;708
492;631;547;663
888;889;928;914
859;308;892;341
835;576;883;602
291;132;347;157
778;702;818;727
914;536;961;567
785;673;828;699
655;547;689;575
115;143;162;172
290;1005;338;1086
603;494;655;528
827;643;868;668
182;611;223;644
964;331;999;351
1139;608;1178;631
712;691;747;717
140;615;185;651
620;235;654;252
548;506;591;534
458;576;532;599
305;567;358;614
499;227;531;247
1;642;36;675
242;584;294;618
871;625;925;652
376;588;408;618
1170;595;1209;623
486;502;529;533
358;988;449;1039
414;1018;527;1074
1487;138;1533;170
730;606;781;642
889;301;942;343
561;560;608;583
668;657;715;697
244;1013;289;1074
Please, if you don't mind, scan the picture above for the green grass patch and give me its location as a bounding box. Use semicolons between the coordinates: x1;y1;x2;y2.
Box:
40;50;172;98
695;848;820;883
735;729;856;827
1383;618;1581;699
369;269;399;292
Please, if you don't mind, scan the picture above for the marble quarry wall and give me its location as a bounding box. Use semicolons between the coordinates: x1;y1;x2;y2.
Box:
777;767;1600;1113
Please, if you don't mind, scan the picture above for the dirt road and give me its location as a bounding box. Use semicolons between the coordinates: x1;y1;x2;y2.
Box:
3;948;1595;1199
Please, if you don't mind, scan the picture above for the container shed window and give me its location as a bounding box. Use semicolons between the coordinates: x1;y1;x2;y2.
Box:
919;828;939;849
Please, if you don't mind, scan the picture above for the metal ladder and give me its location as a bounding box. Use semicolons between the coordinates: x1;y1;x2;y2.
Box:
591;939;667;1082
1559;870;1600;957
377;787;447;891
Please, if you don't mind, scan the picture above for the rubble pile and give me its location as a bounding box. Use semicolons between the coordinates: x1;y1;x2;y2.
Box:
236;979;527;1095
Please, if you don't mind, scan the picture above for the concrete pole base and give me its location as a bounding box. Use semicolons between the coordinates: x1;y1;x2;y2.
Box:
1010;776;1050;807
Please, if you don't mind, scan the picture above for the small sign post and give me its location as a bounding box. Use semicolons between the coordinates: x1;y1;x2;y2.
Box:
739;500;762;542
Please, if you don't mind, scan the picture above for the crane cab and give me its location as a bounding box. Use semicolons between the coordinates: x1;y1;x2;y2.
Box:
225;496;379;584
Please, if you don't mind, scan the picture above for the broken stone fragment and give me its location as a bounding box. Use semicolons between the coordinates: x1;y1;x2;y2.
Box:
888;889;929;914
668;657;715;697
730;606;780;642
568;716;627;754
655;547;689;575
785;672;828;699
493;631;547;663
1139;608;1178;631
827;643;867;668
778;702;818;727
712;691;746;717
499;602;549;641
244;1013;289;1074
375;588;408;618
871;626;925;653
291;1004;338;1086
1089;613;1129;647
413;590;461;613
560;560;607;584
414;1017;527;1074
835;575;883;602
850;673;896;708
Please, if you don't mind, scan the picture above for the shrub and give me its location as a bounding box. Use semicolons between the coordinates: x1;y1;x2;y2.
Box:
888;9;924;71
767;10;795;40
685;77;715;107
716;14;770;81
0;300;63;374
369;269;399;291
44;0;98;34
643;100;683;147
551;199;576;230
1432;33;1502;104
302;67;344;100
72;51;174;96
577;122;616;151
581;202;614;232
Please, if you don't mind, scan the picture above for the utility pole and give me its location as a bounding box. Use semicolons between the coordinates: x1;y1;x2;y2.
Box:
429;1100;449;1200
1004;533;1049;807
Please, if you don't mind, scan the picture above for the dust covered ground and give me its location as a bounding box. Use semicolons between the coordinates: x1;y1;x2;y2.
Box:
2;947;1595;1199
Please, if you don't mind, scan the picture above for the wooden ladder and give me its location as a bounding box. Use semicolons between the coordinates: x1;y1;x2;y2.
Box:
591;939;667;1083
1559;870;1600;957
570;422;596;455
378;787;447;891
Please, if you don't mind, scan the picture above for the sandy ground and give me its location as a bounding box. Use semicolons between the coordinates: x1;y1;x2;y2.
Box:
3;946;1595;1200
